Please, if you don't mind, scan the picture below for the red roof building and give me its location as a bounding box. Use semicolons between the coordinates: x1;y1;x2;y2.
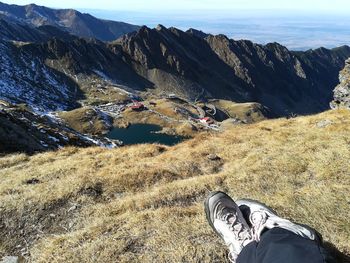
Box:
130;102;145;111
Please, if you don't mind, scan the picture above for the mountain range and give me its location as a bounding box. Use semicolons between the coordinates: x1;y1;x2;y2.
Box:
0;1;349;117
116;26;350;115
0;2;140;41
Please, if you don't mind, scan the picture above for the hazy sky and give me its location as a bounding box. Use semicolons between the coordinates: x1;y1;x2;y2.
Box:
1;0;350;12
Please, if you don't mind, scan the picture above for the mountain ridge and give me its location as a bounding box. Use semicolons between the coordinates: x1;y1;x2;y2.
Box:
0;18;76;42
0;2;140;41
0;7;349;116
115;25;350;115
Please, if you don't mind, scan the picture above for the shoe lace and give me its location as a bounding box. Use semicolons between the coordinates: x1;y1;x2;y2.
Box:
217;207;252;263
250;211;268;241
219;210;249;241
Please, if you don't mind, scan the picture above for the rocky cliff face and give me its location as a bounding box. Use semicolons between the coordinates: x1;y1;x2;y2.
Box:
207;36;350;115
115;25;250;102
331;58;350;109
115;25;350;115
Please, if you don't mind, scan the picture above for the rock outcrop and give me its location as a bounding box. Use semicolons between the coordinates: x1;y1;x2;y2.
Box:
0;101;118;154
331;58;350;109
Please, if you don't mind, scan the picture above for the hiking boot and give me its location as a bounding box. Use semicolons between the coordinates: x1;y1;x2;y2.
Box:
236;199;317;242
204;191;253;262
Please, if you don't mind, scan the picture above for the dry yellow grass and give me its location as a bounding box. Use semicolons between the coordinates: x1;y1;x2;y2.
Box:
58;107;111;135
211;99;268;122
0;110;349;262
83;84;131;105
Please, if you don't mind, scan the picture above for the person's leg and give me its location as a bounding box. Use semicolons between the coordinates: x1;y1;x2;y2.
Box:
237;228;327;263
204;192;333;263
236;199;316;242
236;199;333;263
235;241;258;263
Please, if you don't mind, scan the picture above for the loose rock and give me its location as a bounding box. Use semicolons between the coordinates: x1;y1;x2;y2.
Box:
207;154;221;161
316;120;333;128
1;256;19;263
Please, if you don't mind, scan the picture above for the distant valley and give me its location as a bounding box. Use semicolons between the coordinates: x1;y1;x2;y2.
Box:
0;2;349;153
87;9;350;50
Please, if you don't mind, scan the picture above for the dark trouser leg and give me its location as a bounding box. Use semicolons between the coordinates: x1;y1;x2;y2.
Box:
237;228;328;263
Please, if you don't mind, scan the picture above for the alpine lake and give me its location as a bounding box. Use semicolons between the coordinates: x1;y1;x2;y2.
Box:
106;123;188;146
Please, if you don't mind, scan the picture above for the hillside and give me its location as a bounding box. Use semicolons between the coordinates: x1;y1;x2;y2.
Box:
0;18;75;42
0;109;349;262
0;36;150;111
0;100;119;154
0;39;83;111
0;2;140;41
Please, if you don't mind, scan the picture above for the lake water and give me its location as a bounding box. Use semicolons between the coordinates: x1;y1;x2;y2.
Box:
106;124;186;146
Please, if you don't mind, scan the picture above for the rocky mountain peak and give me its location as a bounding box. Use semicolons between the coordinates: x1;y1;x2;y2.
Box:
156;24;167;31
186;28;208;39
24;3;41;11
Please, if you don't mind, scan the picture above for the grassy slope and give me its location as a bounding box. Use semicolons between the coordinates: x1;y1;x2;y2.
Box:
0;110;349;262
114;99;198;136
58;107;111;135
211;100;268;122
